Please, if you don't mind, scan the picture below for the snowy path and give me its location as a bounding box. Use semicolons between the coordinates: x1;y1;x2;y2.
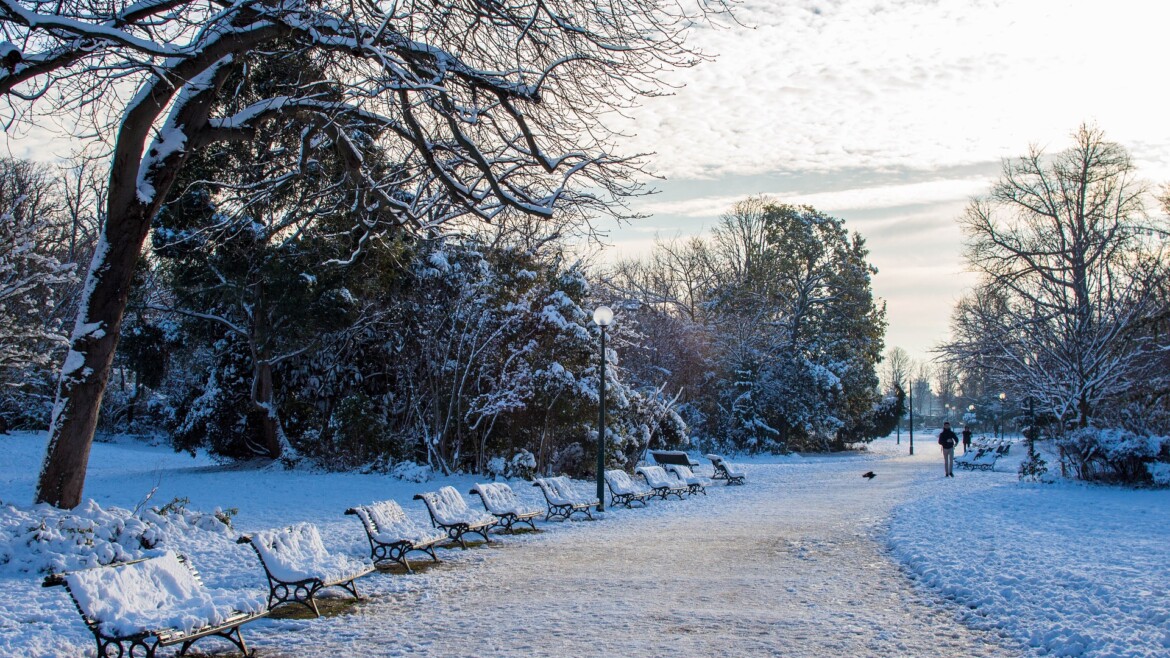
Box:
249;454;1011;657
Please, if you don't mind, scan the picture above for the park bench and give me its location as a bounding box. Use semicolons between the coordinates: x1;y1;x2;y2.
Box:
603;469;654;508
532;476;597;521
238;522;374;617
414;486;499;548
704;454;746;484
664;463;708;495
346;499;446;572
635;465;689;500
649;450;700;469
43;551;268;658
469;482;543;533
955;448;999;471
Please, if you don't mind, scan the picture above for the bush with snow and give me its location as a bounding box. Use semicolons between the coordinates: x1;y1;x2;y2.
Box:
0;498;236;576
1058;427;1170;484
390;460;433;483
1147;461;1170;487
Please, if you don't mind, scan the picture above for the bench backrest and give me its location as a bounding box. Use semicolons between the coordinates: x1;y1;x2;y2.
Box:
417;486;483;525
553;475;591;503
60;551;246;638
535;476;589;505
471;482;524;515
249;523;334;583
665;463;699;483
650;450;696;467
636;465;676;488
361;499;409;530
604;469;642;494
706;454;745;477
350;500;435;543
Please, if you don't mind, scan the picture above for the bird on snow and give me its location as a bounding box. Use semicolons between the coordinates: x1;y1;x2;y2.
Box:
862;471;876;480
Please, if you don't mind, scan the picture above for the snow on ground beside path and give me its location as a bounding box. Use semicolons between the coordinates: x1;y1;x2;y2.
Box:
887;438;1170;658
0;430;1166;656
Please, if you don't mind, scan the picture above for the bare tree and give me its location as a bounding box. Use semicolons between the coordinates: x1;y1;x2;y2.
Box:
942;124;1168;431
882;347;912;394
934;361;960;422
1;0;731;507
609;235;718;323
0;159;75;381
881;346;911;440
911;360;934;423
711;195;772;291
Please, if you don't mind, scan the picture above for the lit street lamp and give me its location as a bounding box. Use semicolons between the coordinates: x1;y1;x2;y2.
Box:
593;305;614;512
998;392;1006;440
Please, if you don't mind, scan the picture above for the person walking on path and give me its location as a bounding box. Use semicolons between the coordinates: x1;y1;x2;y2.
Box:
961;426;972;454
939;422;959;477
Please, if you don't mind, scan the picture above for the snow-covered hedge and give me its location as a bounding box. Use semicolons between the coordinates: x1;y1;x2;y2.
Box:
1058;427;1170;484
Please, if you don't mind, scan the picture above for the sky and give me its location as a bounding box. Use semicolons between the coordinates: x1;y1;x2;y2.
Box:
600;0;1170;364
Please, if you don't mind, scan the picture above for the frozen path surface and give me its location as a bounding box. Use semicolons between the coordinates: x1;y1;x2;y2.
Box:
254;454;1012;657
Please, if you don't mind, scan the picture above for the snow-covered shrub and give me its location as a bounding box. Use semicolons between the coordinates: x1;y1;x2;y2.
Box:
1058;427;1170;484
306;392;391;471
548;442;585;476
390;460;433;483
1018;446;1049;483
507;449;537;480
486;457;508;479
0;499;237;576
170;335;258;459
1146;462;1170;487
485;450;538;480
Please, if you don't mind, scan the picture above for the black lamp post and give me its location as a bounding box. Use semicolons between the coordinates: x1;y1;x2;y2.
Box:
998;392;1006;440
593;305;613;512
908;383;914;456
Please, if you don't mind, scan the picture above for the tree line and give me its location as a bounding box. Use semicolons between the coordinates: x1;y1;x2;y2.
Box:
2;155;893;478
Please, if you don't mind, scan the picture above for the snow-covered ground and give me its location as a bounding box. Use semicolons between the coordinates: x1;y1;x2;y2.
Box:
0;431;1166;657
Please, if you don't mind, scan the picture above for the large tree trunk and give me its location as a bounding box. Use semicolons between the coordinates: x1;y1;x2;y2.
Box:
35;53;238;508
36;208;153;508
252;358;282;459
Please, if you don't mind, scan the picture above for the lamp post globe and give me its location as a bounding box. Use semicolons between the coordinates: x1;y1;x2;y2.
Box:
593;306;613;512
593;306;614;327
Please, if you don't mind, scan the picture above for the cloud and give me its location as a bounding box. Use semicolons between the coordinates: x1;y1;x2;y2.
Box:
635;176;990;218
616;0;1170;181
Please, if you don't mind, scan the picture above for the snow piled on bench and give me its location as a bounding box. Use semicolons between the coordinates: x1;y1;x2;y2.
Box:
357;501;443;545
540;476;593;505
66;551;265;637
419;487;495;526
604;470;646;495
635;466;676;488
251;523;371;584
473;483;539;516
